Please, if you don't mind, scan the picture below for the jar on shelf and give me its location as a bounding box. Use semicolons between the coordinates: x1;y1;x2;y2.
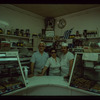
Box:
0;28;3;34
14;29;19;36
7;30;11;35
76;31;79;36
19;29;24;36
83;30;87;38
25;29;30;37
17;42;23;47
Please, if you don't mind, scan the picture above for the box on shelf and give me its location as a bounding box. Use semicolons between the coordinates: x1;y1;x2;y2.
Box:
0;41;10;51
92;49;100;53
83;46;93;53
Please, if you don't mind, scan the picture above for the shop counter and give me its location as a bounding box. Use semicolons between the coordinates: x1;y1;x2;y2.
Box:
3;76;100;96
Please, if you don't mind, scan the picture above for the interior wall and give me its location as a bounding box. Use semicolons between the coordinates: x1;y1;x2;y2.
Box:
55;6;100;37
0;4;45;37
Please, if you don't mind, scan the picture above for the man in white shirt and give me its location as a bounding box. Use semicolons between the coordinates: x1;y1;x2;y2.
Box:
29;42;49;77
60;42;74;78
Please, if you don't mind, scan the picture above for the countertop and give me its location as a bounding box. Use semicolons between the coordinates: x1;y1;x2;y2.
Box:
3;76;100;96
27;76;69;87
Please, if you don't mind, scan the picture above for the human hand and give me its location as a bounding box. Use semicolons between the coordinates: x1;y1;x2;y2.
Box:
37;71;42;74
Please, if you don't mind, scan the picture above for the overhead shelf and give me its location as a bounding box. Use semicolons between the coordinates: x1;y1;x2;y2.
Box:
11;46;33;49
0;34;30;39
74;36;100;39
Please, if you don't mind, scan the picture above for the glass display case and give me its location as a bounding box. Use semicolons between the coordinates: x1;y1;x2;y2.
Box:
69;52;100;94
0;51;26;95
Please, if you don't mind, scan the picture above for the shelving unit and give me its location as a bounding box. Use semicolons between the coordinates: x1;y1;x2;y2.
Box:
0;33;33;50
0;51;26;95
0;33;34;77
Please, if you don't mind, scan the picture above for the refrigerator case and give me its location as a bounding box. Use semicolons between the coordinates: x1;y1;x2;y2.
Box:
0;51;26;95
69;53;100;94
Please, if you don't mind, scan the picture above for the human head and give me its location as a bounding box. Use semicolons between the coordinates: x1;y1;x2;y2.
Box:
50;48;57;58
61;42;68;54
38;42;46;53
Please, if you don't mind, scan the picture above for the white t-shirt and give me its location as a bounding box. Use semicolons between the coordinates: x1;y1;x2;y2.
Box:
30;51;49;71
45;57;60;75
60;51;74;76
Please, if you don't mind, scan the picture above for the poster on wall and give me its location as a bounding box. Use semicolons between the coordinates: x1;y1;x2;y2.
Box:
45;31;54;37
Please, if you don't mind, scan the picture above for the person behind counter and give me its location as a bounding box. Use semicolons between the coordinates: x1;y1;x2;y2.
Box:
38;48;61;76
60;42;74;79
29;42;49;77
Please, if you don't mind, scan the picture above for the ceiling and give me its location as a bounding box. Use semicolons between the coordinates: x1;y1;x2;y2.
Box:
13;4;100;18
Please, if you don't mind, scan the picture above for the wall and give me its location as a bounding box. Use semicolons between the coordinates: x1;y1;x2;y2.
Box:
55;6;100;37
0;4;45;36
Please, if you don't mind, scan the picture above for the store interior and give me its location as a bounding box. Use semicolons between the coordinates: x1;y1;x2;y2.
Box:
0;4;100;96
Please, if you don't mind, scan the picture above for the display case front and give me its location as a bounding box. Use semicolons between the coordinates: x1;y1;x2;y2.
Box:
0;51;26;95
69;52;100;95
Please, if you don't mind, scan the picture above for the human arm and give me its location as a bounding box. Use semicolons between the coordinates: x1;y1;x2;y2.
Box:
38;66;48;76
64;59;74;80
64;52;74;79
29;53;36;77
38;57;50;76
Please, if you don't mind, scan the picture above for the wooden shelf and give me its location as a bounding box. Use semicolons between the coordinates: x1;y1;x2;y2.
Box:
0;34;30;39
74;37;100;39
41;40;53;42
11;47;33;49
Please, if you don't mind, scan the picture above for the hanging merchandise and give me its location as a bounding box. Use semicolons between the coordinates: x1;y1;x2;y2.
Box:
64;28;74;39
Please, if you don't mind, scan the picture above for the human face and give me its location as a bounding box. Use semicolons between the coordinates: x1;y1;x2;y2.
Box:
51;50;56;58
38;43;45;52
61;46;68;54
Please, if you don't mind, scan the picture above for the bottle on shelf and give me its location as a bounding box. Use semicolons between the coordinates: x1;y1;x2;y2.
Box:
7;30;11;35
19;29;24;36
83;30;87;38
25;29;30;37
0;28;3;34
